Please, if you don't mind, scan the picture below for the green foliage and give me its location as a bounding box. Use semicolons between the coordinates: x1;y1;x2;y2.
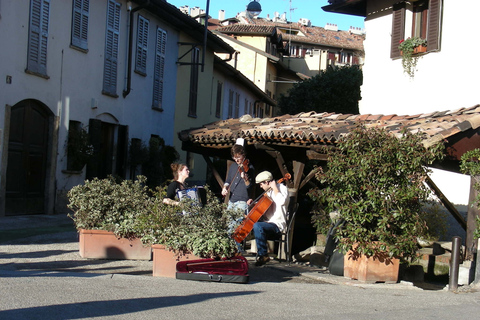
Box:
67;175;152;239
398;37;427;78
314;126;444;262
67;123;93;170
136;186;238;258
278;65;362;115
460;149;480;239
418;201;448;241
68;176;238;258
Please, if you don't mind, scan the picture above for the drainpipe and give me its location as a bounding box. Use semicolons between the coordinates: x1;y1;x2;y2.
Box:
123;1;150;98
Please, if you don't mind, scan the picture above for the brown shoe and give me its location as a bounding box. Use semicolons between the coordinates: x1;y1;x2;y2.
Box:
255;255;270;266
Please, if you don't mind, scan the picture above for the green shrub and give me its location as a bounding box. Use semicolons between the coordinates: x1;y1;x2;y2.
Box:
136;186;239;258
314;125;444;262
67;175;151;239
460;149;480;239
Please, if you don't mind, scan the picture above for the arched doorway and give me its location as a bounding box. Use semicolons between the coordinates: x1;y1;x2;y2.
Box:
5;100;52;215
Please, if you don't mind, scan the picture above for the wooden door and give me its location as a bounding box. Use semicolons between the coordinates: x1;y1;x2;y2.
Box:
6;101;49;215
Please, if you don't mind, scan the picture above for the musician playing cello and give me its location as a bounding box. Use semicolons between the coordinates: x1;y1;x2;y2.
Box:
253;171;289;266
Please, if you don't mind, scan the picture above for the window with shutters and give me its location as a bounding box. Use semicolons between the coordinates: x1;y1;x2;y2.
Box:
391;0;442;59
188;47;200;117
234;93;240;118
227;89;234;118
27;0;50;78
71;0;89;51
135;15;149;75
102;0;121;97
152;27;167;110
215;81;223;118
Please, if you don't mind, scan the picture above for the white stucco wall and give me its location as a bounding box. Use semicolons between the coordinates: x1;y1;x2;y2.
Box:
359;0;478;205
0;0;179;214
361;0;480;116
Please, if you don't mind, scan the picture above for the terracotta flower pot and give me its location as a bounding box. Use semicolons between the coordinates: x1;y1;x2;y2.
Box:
413;45;427;54
79;229;152;260
152;244;201;278
343;243;400;283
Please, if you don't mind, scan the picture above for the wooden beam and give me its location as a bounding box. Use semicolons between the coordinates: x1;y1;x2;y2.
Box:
307;150;328;161
466;176;479;260
202;154;224;189
425;176;467;230
299;167;322;190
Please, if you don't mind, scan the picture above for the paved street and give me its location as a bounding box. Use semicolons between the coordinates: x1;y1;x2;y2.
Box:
1;214;480;319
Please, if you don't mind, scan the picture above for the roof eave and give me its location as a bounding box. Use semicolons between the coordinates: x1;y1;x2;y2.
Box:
322;0;367;17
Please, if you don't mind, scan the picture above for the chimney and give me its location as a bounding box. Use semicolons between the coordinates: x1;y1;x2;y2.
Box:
325;23;338;31
218;10;225;21
179;5;189;15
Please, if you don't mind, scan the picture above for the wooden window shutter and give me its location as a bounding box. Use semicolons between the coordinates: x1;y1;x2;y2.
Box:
135;15;149;75
153;28;167;109
71;0;89;49
27;0;50;76
103;0;121;96
427;0;442;51
390;2;406;59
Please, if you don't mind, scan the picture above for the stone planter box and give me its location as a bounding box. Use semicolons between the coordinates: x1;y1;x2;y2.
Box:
79;229;152;260
152;244;201;278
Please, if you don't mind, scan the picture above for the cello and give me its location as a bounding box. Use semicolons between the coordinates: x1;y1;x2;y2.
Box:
232;173;291;243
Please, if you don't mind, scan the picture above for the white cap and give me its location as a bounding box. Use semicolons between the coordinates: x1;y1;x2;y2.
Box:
235;138;245;146
255;171;273;184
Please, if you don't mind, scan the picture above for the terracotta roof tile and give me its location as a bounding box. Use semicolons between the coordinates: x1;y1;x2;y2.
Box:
179;105;480;149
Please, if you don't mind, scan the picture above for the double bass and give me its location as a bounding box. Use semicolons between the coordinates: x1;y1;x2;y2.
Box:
232;173;291;243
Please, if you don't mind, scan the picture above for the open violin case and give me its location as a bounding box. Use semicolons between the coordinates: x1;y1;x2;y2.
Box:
176;256;249;283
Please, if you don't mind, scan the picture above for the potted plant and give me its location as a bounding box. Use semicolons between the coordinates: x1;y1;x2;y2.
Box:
313;125;444;282
135;185;239;278
399;37;428;78
67;175;153;260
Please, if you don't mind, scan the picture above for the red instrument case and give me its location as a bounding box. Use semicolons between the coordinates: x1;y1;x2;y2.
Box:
176;256;249;283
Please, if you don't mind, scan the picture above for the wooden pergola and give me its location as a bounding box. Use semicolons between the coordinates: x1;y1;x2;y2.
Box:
179;105;480;260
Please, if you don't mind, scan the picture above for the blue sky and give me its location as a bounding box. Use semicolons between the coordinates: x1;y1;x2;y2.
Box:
167;0;365;31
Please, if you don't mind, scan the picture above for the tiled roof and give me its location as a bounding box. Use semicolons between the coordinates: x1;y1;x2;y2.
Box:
179;105;480;151
215;24;277;36
216;21;364;51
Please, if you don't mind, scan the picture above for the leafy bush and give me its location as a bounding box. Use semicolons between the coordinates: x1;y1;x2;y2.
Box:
67;175;151;239
314;126;444;262
460;149;480;239
136;186;239;258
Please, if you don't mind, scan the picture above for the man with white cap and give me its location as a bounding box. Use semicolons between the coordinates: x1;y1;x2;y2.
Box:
253;171;289;266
